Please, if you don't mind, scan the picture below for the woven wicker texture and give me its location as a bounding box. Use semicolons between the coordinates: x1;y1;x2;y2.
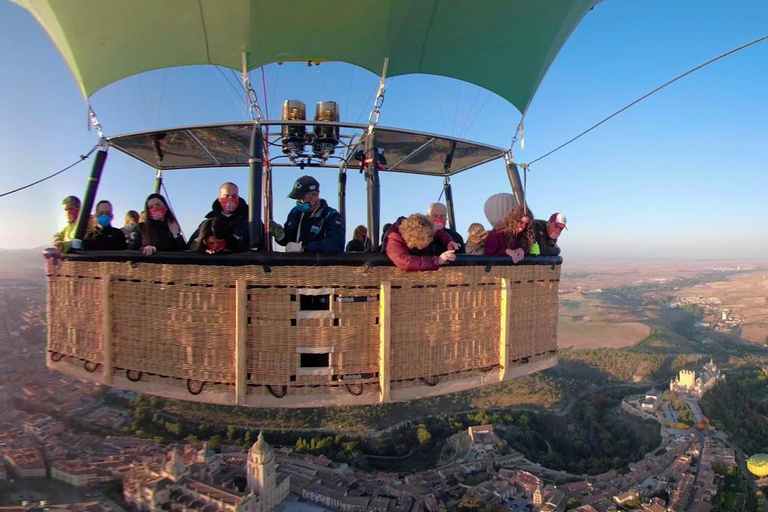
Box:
46;258;560;404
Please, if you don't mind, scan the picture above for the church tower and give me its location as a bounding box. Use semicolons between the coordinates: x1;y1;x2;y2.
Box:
163;447;189;482
247;432;277;499
533;485;543;505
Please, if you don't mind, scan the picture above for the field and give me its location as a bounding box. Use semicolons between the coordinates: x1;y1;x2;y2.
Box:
674;271;768;344
558;319;650;349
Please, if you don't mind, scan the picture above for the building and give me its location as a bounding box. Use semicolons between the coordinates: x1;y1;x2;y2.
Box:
641;389;662;412
669;360;723;398
124;433;290;512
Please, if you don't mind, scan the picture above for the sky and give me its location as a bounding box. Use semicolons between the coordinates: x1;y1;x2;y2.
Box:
0;1;766;259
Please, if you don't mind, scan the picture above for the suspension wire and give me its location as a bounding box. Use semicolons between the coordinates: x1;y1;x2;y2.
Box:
451;82;462;136
161;182;185;238
354;87;377;124
459;91;491;139
0;144;98;199
155;70;168;128
259;67;272;164
458;87;482;138
433;77;447;133
526;33;768;167
213;66;247;116
344;66;355;121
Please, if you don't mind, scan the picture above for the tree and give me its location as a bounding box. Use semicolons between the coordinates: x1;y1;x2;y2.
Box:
459;493;483;511
416;424;432;446
208;435;222;453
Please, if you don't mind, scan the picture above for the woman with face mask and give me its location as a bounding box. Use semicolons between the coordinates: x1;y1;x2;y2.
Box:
140;194;186;255
189;218;233;254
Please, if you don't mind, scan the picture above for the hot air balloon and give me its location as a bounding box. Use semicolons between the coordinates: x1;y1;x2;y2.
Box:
748;454;768;478
12;0;599;407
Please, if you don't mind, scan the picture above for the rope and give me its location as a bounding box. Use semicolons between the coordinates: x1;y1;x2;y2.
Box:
527;33;768;167
0;145;98;199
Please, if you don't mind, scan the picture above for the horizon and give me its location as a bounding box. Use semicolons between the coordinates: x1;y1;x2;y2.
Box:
1;1;767;259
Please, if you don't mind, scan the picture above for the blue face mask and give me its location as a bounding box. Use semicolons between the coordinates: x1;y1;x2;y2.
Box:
96;213;112;227
295;201;311;213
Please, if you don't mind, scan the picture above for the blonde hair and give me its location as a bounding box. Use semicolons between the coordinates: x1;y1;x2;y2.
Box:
399;214;434;249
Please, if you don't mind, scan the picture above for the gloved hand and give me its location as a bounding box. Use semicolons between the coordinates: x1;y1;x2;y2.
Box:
269;220;285;240
438;250;456;265
285;242;303;253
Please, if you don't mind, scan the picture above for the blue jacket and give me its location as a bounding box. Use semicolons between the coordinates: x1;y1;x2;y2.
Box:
276;199;345;252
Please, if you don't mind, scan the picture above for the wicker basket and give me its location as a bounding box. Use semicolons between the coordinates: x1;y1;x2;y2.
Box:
46;254;560;407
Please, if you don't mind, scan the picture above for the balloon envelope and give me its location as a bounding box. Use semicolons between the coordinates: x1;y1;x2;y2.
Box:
12;0;599;113
747;453;768;477
484;193;517;227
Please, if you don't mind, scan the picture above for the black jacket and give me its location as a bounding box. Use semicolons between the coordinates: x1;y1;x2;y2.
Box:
139;221;187;251
189;198;251;252
84;225;127;251
276;199;344;252
429;226;465;255
533;219;561;256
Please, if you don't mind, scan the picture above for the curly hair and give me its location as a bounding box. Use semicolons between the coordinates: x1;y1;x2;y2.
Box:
495;204;535;249
399;213;435;250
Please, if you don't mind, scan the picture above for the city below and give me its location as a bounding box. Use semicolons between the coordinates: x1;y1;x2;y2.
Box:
1;252;767;512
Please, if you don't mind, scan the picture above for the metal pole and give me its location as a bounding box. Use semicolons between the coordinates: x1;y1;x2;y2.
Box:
504;153;525;208
443;177;456;231
364;131;381;251
153;169;163;194
262;159;273;252
71;144;108;250
248;123;264;250
338;167;347;228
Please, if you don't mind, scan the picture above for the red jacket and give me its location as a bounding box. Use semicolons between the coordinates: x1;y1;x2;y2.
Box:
483;229;530;256
383;220;455;271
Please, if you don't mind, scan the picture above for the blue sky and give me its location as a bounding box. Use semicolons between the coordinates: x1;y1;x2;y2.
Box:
0;1;766;259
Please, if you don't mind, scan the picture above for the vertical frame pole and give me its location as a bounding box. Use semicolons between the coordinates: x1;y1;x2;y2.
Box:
338;167;347;229
263;159;273;252
504;153;525;208
102;276;113;385
235;280;248;405
443;177;456;231
249;123;264;250
71;144;108;250
365;131;381;251
379;281;391;402
499;278;510;382
153;169;163;194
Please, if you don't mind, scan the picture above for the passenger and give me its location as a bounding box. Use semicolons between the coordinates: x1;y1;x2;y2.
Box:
381;223;392;246
465;223;488;255
189;218;232;254
269;176;344;253
483;204;534;263
383;214;457;271
532;212;567;256
122;210;141;250
345;225;370;252
52;195;92;252
188;182;250;252
84;200;127;250
427;202;465;253
139;193;186;255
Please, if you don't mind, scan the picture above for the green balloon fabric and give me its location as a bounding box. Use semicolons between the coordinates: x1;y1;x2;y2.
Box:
12;0;599;113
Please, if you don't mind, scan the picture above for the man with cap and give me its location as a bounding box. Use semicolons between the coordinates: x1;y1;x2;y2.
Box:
269;175;345;253
532;212;567;256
